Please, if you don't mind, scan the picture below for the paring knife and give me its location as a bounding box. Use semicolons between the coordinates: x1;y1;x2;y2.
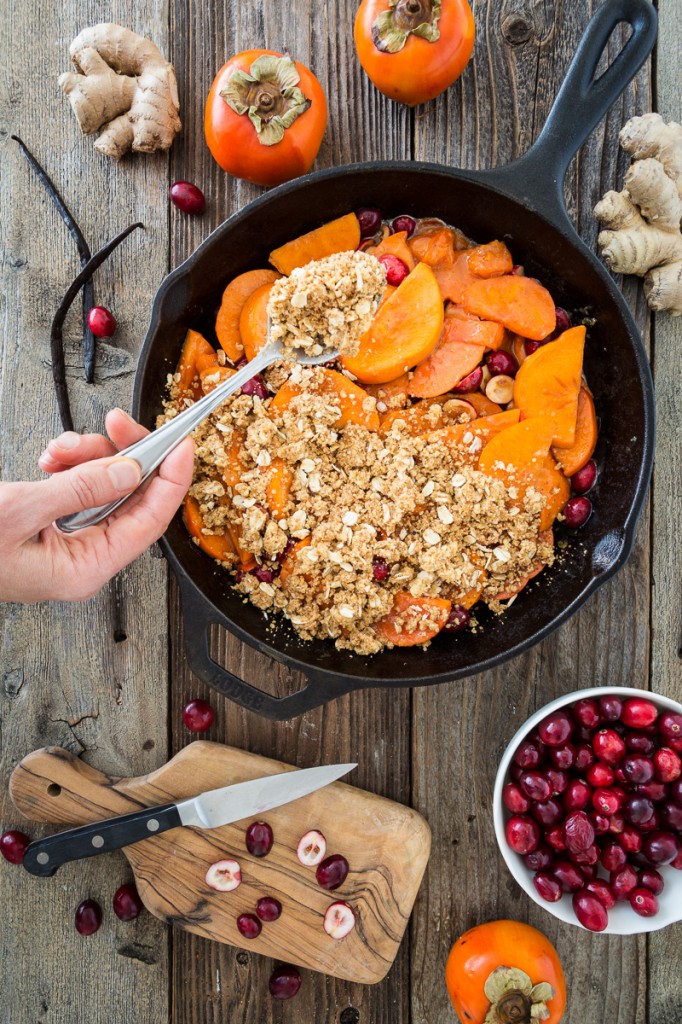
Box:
22;762;356;878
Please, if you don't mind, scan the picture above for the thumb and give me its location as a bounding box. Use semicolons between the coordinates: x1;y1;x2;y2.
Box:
37;456;142;525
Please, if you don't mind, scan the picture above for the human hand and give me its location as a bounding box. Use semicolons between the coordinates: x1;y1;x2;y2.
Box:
0;408;194;602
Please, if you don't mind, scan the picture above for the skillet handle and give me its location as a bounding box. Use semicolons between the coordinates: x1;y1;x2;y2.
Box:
482;0;657;226
178;582;356;720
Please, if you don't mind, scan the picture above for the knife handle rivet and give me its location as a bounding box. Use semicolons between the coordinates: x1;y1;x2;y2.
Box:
36;852;50;865
147;819;160;832
91;835;104;848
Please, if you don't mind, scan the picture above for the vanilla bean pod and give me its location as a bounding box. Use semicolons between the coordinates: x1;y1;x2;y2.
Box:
12;135;98;382
50;223;144;431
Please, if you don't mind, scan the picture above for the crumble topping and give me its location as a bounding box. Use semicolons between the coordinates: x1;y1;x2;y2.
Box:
266;250;386;359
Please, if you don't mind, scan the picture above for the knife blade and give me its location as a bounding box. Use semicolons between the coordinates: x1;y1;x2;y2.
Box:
22;762;356;878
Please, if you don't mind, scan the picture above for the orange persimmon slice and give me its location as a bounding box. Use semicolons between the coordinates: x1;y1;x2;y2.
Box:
342;262;444;384
551;387;597;477
184;495;235;563
409;228;457;266
462;275;557;341
227;523;257;571
240;282;275;361
279;537;312;586
269;213;361;275
200;365;235;394
467;239;514;278
269;367;380;430
215;268;280;362
223;432;247;489
176;329;215;397
369;230;416;270
514;326;586;448
374;592;451;647
465;392;503;417
426;408;521;454
409;307;503;398
265;458;294;520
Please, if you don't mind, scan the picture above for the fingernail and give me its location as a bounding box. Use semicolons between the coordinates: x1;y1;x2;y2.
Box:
112;408;136;424
53;431;79;450
108;458;141;491
38;452;54;469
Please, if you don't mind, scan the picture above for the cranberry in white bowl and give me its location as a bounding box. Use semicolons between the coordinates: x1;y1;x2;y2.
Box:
493;687;682;935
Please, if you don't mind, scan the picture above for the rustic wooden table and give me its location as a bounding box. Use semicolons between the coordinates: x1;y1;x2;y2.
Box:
1;1;680;1022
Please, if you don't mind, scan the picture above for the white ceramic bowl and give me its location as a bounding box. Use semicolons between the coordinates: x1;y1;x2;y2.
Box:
493;686;682;934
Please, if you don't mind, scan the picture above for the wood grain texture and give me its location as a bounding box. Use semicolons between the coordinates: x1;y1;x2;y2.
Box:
11;743;429;983
0;3;172;1023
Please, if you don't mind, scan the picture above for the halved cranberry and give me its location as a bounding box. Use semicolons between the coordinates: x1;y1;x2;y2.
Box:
486;350;518;378
0;830;30;865
519;771;551;802
356;208;382;238
643;830;680;865
113;883;143;921
503;783;531;814
564;779;592;812
297;829;327;866
654;748;681;783
323;900;356;939
505;816;540;855
169;180;206;215
551;860;585;893
592;728;626;766
525;845;553;871
533;871;562;902
637;780;669;803
563;496;592;528
538;711;573;747
592;788;622;816
392;214;416;236
453;366;483;393
630;887;659;917
237;913;262;939
573;698;601;729
531;798;563;827
544;826;566;851
638;868;664;895
570;460;597;495
443;605;470;633
573;890;608;931
601;842;627;872
599;695;623;722
586;879;616;910
205;859;241;892
626;732;655;755
75;899;102;935
379;254;409;286
269;964;302;1000
610;864;638;901
549;743;576;770
316;853;350;890
181;699;214;733
574;744;596;771
545;768;569;795
659;711;682;742
624;795;655;825
87;305;116;338
587;763;615;788
618;825;643;854
245;821;274;858
563;811;594;853
621;697;658;729
661;801;682;831
256;896;282;922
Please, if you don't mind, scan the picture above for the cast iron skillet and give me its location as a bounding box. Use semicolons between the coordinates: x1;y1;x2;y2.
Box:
133;0;657;720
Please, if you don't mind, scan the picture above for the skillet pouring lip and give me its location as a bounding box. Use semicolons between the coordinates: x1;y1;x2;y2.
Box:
133;160;655;690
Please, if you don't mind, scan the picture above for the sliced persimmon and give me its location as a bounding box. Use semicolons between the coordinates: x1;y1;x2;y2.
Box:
279;537;312;585
514;326;586;447
462;274;557;341
552;387;597;476
184;495;235;563
432;250;479;304
176;329;215;397
269;213;361;275
369;230;416;270
467;240;514;278
215;268;280;362
223;432;247;489
227;523;257;571
465;392;503;417
373;592;451;647
265;458;293;520
408;228;457;266
240;282;274;361
409;305;503;399
269;367;380;430
342;262;444;384
200;365;235;394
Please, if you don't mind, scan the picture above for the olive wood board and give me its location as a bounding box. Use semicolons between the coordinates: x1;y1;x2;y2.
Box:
10;742;431;983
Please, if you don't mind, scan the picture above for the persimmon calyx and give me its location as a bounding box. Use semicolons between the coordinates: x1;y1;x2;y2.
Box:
371;0;441;53
220;55;311;146
483;966;554;1024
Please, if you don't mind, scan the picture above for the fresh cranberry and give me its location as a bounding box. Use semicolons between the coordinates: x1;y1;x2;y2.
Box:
505;816;540;855
654;748;681;783
630;887;659;917
531;798;564;827
563;496;592;528
521;339;540;357
486;350;518;378
563;811;594;853
601;842;627;872
617;825;643;854
671;849;682;870
75;899;102;935
637;780;669;803
269;964;302;1000
537;711;573;747
638;811;661;832
599;695;624;722
372;556;390;582
590;812;610;835
551;860;585;892
533;871;562;902
587;763;615;788
443;605;470;633
392;214;416;236
610;864;638;901
169;180;206;215
622;755;655;785
453;366;483;393
574;744;596;771
624;795;655;825
570;843;599;866
181;699;214;732
554;307;572;334
503;783;531;814
256;896;282;922
0;830;30;864
549;743;576;770
581;862;598;881
245;821;274;858
564;779;592;812
661;801;682;831
586;879;616;910
573;889;608;931
570;460;597;495
671;737;682;754
592;788;622;817
593;728;626;766
237;913;262;939
241;374;269;400
356;208;382;238
113;883;143;921
513;741;542;769
643;831;680;865
608;811;626;834
525;845;553;871
87;305;117;338
626;732;655;755
672;778;682;807
379;254;409;286
545;768;569;795
511;264;525;276
519;771;551;802
510;763;524;782
316;853;350;890
573;698;601;729
544;826;566;851
638;868;664;895
620;697;658;729
659;711;682;742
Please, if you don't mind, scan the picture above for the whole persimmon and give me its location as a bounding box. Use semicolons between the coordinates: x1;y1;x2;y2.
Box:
354;0;475;106
445;920;566;1024
205;50;327;186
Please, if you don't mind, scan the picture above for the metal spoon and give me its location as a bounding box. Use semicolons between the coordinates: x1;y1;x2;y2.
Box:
55;337;339;533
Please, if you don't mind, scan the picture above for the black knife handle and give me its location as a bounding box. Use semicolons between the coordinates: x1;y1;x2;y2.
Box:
22;802;182;877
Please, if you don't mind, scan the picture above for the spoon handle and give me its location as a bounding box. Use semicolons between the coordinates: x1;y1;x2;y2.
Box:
55;345;278;534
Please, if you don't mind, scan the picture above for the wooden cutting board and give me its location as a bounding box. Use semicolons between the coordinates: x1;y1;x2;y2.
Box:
10;742;430;983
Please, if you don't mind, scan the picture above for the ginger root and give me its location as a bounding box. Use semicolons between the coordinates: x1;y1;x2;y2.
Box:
595;113;682;316
59;23;181;159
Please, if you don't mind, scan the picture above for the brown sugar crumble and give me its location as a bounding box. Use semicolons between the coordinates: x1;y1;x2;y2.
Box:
267;250;386;359
161;363;555;656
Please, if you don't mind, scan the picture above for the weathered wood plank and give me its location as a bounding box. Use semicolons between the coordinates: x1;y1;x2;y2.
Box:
411;3;651;1023
0;3;172;1021
648;0;682;1018
168;2;411;1022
